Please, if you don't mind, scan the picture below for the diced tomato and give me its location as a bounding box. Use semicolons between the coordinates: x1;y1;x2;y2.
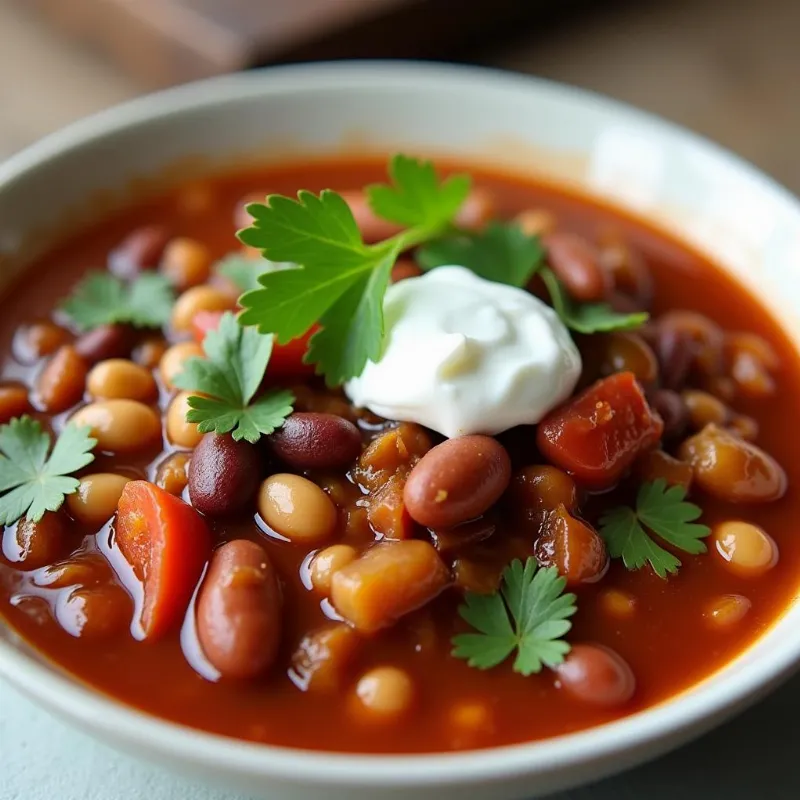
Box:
191;310;225;343
536;372;663;490
115;481;211;640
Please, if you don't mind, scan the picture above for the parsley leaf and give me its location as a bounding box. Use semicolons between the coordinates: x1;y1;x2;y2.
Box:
540;267;648;334
215;254;296;294
172;312;294;443
416;222;545;288
452;558;577;676
237;155;470;386
0;417;96;524
599;479;711;579
60;272;174;332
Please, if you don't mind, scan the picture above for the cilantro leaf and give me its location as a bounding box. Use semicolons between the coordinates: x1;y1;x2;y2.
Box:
366;154;471;228
61;272;174;332
0;417;96;524
599;478;711;579
416;222;545;288
172;311;294;443
238;155;469;385
215;254;296;294
452;558;577;676
540;267;648;334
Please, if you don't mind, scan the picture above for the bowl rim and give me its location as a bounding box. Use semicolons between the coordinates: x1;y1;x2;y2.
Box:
2;59;800;788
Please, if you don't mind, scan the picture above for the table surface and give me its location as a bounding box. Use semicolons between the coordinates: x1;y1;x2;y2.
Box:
2;0;800;797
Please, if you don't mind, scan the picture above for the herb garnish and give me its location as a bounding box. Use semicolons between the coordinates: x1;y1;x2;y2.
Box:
451;558;577;676
60;272;174;332
599;479;711;578
237;155;470;386
0;417;96;525
173;312;294;443
215;254;296;294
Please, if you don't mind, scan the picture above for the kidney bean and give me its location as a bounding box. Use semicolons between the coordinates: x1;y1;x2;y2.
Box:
660;310;725;380
108;225;169;278
634;449;693;491
14;321;71;363
188;434;261;516
404;435;511;528
535;505;608;586
74;324;135;364
258;474;337;545
37;345;88;413
331;541;449;633
650;325;694;390
543;232;610;302
537;372;663;490
196;540;281;679
679;424;786;503
0;384;29;423
598;240;654;307
556;644;635;707
71;400;161;454
509;465;578;527
3;512;69;569
267;412;361;470
647;388;688;442
290;623;362;693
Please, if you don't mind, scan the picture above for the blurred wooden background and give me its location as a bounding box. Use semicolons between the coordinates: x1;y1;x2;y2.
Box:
1;0;799;193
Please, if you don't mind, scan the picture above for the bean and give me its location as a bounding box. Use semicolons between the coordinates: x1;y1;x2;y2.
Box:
0;384;29;423
354;666;415;720
66;473;130;527
56;584;131;639
682;389;729;429
634;448;693;490
725;332;779;370
86;358;157;402
713;521;778;577
14;321;70;363
196;540;281;679
160;237;212;290
74;324;135;365
188;433;261;515
234;190;269;230
310;545;358;594
729;351;775;398
585;332;658;386
108;225;169;278
390;259;423;283
155;452;191;496
290;623;361;693
705;594;752;629
166;391;203;449
159;341;204;389
455;189;495;230
650;325;694;390
514;208;557;237
37;345;88;413
543;231;610;302
660;310;725;379
133;337;168;370
556;644;635;707
258;473;337;544
534;505;608;586
679;424;786;503
449;701;494;748
600;589;637;619
4;512;68;569
647;388;688;442
36;554;110;589
340;190;403;243
509;465;578;526
728;414;759;441
331;540;449;633
70;399;161;454
598;240;654;307
404;435;511;528
267;412;361;470
171;286;236;333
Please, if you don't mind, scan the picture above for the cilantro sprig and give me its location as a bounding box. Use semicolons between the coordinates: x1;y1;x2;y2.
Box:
599;479;711;579
0;417;96;525
173;312;294;443
237;155;470;386
452;558;577;676
215;253;296;294
60;272;174;332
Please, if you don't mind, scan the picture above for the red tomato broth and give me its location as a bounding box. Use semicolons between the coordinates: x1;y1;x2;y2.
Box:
0;157;799;753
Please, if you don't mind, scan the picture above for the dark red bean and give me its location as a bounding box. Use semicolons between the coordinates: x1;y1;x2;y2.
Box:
556;644;635;707
267;412;361;470
74;324;135;364
108;225;169;279
543;232;610;302
652;326;694;391
648;388;688;442
196;540;281;679
188;434;262;516
404;435;511;528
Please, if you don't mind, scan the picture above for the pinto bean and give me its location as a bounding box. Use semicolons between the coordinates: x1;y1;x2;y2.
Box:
196;540;281;679
70;400;161;454
404;435;511;528
258;474;338;545
267;412;361;470
543;232;610;302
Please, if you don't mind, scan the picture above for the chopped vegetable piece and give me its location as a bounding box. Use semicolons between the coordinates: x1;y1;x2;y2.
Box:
237;155;470;385
599;478;711;578
452;558;577;676
60;272;174;332
0;416;96;524
173;311;294;443
115;480;211;639
537;372;664;490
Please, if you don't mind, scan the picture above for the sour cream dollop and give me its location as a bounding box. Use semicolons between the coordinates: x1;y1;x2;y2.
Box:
344;266;581;438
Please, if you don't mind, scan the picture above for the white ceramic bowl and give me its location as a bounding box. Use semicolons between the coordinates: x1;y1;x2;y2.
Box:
1;62;800;800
